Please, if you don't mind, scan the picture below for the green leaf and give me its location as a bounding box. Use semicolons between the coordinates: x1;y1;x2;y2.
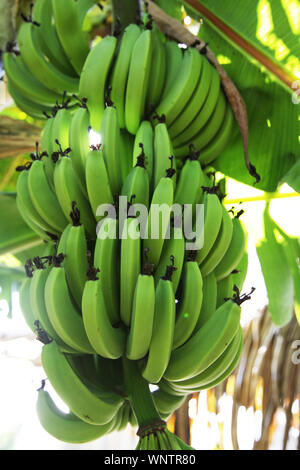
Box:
155;0;182;21
256;204;294;326
282;158;300;193
0;192;42;256
183;0;299;192
279;235;300;326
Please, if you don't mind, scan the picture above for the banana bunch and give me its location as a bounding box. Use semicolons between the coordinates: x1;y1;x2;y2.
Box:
11;5;251;450
3;0;95;119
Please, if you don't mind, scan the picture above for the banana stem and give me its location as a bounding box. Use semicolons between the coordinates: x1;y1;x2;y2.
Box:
122;356;162;429
111;0;141;35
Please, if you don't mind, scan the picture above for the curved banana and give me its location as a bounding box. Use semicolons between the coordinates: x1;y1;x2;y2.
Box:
121;150;150;208
141;268;176;384
44;266;94;354
216;274;234;308
82;276;125;359
41;341;123;425
16;196;53;242
174;156;205;209
142;269;175;383
52;0;90;75
146;28;166;114
172;260;203;349
120;217;141;326
7;81;53;120
160;40;182;100
195;272;217;331
125;29;153;134
120;129;134;183
196;192;223;265
32;0;77;77
152;388;187;419
171;325;243;390
198;105;234;165
37;388;117;444
100;105;123;197
69;105;91;195
168;54;212;139
214;216;247;281
53;156;96;237
126;271;155;360
174;90;227;159
231;251;249;292
94;217;120;325
79;35;117;131
110;23;142;128
153;122;176;189
19;277;37;334
172;66;221;148
16;169;60;237
153;227;185;295
142;176;174;268
200;205;233;277
164;299;241;382
132;121;154;188
153;46;202;127
27;160;69;234
17;21;79;94
85;148;114;221
3;52;61;106
63;219;89;309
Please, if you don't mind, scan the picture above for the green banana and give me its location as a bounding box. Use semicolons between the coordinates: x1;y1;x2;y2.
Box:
214;216;247;281
19;277;38;334
195;272;217;331
3;53;61;106
62;217;89;309
110;23;142;128
82;276;125;359
196;192;223;265
152;388;187;419
44;265;94;354
172;66;221;148
52;0;90;75
100;105;123;196
153;46;202;127
120;217;141;327
94;217;120;325
7;81;53;120
121;148;150;208
171;325;243;390
216;274;234;308
16;169;60;237
198;105;234;165
132;121;154;188
27;160;69;234
141;265;176;383
168;54;212;139
200;205;233;277
17;21;79;94
125;29;153;134
172;259;203;349
174;90;227;159
153;122;176;189
37;388;117;444
143;176;174;268
53;156;96;237
69;105;91;195
153;227;185;295
164;299;241;382
231;251;249;292
126;270;155;360
79;35;117;131
41;341;123;425
160;40;182;100
146;28;166;114
120;129;134;184
85;148;114;221
32;0;77;76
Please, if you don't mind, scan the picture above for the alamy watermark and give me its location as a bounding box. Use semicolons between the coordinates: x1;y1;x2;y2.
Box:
95;196;205;251
292;340;300;365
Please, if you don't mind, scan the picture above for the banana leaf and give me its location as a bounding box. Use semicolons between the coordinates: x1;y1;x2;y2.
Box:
256;204;294;327
0;192;42;256
181;0;299;192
